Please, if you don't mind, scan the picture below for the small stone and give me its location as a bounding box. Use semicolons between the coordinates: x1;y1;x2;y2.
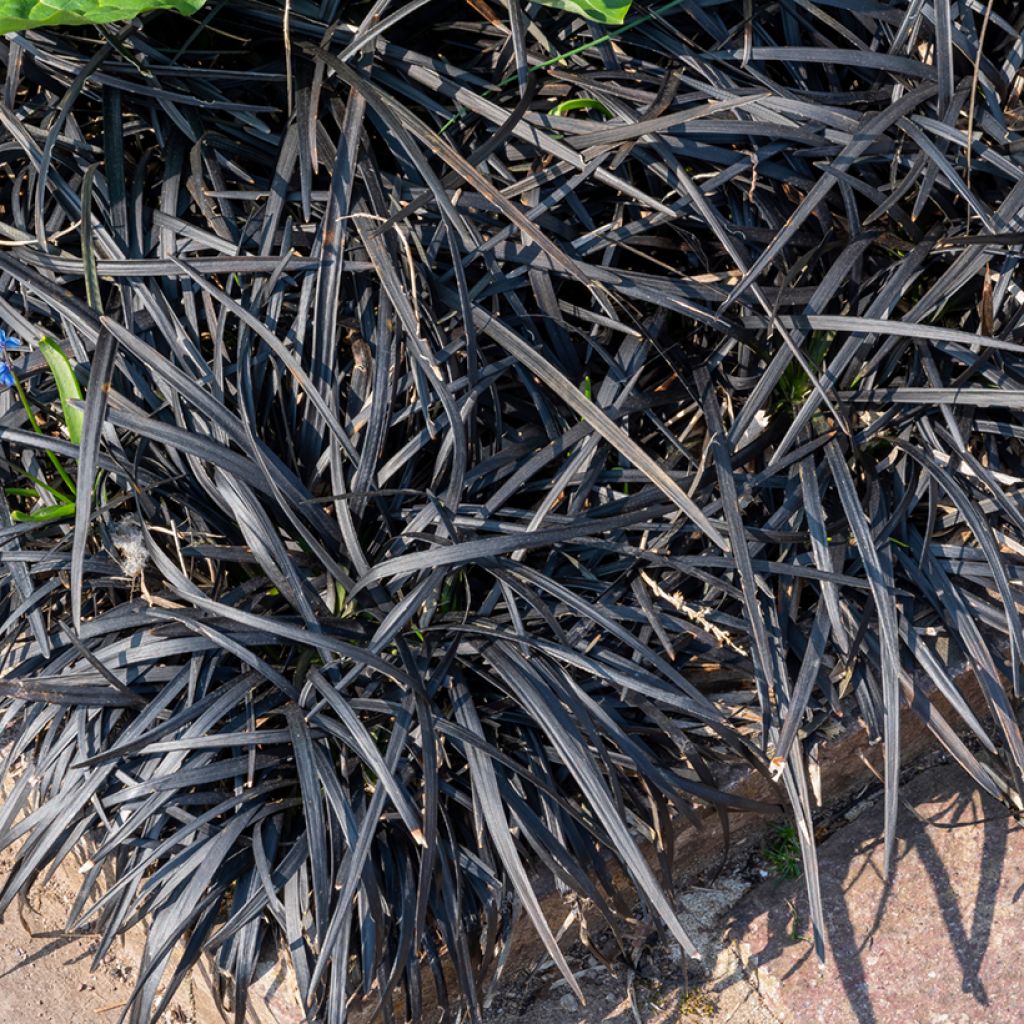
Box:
559;993;578;1009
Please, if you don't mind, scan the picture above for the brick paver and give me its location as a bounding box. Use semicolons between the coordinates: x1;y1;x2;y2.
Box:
731;764;1024;1024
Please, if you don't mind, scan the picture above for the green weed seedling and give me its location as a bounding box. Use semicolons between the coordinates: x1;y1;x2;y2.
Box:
549;98;613;118
764;821;803;880
774;331;835;414
5;336;84;523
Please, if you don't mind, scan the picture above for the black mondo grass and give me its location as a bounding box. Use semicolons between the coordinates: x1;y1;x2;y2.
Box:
0;0;1023;1021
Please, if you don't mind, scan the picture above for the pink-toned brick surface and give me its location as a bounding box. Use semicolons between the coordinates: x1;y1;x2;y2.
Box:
731;765;1024;1024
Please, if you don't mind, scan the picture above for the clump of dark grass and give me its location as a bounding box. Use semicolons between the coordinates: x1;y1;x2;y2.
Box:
1;1;1023;1022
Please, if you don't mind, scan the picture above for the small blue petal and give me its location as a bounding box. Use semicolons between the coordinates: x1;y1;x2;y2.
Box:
0;330;20;351
0;365;14;389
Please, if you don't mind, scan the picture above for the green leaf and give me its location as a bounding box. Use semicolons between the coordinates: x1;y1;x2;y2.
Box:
0;0;204;33
38;336;84;445
11;502;77;523
533;0;632;24
549;98;613;118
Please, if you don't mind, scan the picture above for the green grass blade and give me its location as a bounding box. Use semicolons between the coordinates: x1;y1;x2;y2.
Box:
38;337;84;446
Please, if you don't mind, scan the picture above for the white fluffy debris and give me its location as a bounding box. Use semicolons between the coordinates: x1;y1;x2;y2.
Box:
112;522;149;577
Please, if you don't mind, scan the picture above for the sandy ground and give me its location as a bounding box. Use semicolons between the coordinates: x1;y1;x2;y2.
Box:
0;844;200;1024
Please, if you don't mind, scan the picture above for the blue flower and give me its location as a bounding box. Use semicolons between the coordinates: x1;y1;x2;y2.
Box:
0;329;20;350
0;365;14;389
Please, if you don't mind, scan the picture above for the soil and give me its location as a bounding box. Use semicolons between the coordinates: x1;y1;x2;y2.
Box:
0;844;199;1024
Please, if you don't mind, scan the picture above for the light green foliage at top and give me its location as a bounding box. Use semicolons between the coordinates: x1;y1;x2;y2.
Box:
534;0;632;25
0;0;204;33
